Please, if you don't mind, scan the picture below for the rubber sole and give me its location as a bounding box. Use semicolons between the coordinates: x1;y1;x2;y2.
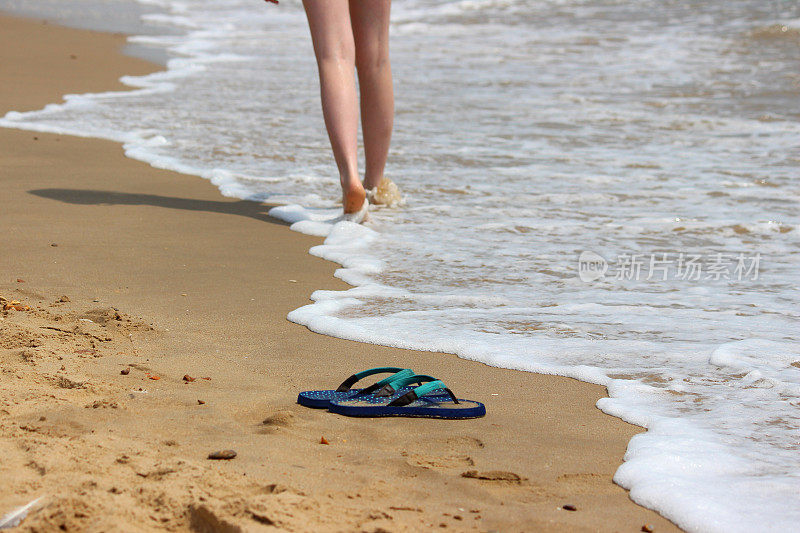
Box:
329;399;486;419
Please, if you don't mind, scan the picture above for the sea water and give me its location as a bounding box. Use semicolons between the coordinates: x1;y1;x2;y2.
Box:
1;0;798;531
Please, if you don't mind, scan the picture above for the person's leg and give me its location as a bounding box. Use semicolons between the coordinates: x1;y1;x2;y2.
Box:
303;0;365;213
349;0;393;191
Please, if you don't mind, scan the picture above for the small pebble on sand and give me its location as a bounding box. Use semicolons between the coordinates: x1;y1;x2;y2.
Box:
120;368;130;375
208;450;236;460
562;504;577;511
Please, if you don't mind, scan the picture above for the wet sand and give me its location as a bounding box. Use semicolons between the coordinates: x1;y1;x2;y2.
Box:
0;13;679;532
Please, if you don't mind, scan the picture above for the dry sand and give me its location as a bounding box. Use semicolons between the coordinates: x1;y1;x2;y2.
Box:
0;13;680;532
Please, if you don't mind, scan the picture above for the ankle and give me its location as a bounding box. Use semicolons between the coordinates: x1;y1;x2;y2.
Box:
363;175;383;190
341;176;363;194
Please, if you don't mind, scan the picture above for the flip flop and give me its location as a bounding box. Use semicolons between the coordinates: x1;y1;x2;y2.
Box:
297;367;415;408
329;375;486;419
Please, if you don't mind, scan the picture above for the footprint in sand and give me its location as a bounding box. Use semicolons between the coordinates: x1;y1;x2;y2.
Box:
406;453;475;470
460;470;528;484
446;435;485;450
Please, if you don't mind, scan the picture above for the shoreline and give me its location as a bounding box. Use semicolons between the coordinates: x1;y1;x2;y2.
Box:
0;12;679;532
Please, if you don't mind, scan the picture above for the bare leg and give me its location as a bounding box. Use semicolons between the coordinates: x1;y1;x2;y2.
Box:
350;0;394;191
303;0;365;213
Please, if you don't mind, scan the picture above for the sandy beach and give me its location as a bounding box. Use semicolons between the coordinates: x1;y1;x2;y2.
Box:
0;13;679;532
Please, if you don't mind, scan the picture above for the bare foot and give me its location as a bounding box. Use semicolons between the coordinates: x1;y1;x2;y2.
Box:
342;181;366;214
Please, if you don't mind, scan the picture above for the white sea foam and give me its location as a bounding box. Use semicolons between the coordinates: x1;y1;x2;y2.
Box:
1;0;799;531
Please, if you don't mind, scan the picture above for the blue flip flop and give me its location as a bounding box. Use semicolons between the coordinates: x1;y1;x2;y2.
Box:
329;375;486;419
297;367;416;408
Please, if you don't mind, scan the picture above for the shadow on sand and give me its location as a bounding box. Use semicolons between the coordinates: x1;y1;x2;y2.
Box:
28;188;290;226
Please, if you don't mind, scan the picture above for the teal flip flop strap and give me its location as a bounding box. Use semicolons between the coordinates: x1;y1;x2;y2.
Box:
377;374;437;391
387;379;459;407
336;367;414;394
372;374;453;400
370;374;432;397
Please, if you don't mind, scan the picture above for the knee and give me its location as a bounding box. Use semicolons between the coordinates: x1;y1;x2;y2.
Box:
355;44;390;73
315;38;355;67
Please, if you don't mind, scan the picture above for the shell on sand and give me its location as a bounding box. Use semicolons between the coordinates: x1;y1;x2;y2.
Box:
0;497;44;529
